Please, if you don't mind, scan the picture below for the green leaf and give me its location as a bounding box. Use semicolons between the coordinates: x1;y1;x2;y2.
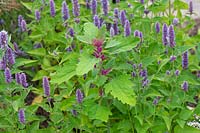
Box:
32;70;48;81
105;75;136;106
76;53;99;75
174;125;200;133
141;56;157;67
27;48;46;56
20;2;32;10
14;58;38;67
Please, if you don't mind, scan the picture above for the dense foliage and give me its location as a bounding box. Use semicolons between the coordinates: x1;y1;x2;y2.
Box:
0;0;200;132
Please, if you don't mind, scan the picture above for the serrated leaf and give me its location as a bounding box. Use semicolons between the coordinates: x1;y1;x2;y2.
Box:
105;75;136;106
76;53;99;75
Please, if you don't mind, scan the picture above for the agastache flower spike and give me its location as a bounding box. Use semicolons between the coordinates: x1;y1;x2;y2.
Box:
15;73;21;84
62;1;70;21
134;30;140;37
155;22;160;33
50;0;56;17
20;73;28;88
114;8;119;18
182;81;188;91
162;23;168;46
0;30;8;49
120;10;126;26
170;55;176;62
43;76;50;97
113;19;119;35
72;0;80;17
18;15;23;28
35;10;41;21
6;47;15;65
86;0;90;9
168;25;175;48
68;28;75;37
182;51;188;69
110;27;115;37
91;0;97;15
0;57;6;70
174;70;180;76
189;0;193;15
76;89;84;104
21;20;27;32
18;109;25;124
140;0;144;4
101;0;109;16
124;20;131;37
4;67;12;83
173;18;179;25
93;15;100;28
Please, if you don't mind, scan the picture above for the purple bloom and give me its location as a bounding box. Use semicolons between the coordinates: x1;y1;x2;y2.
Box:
170;55;176;62
110;27;115;37
139;69;147;78
142;78;149;87
173;18;179;25
93;15;100;28
21;20;27;32
13;42;19;52
101;68;111;75
43;76;50;97
166;70;170;75
86;0;90;9
144;9;150;15
114;8;119;18
182;81;188;91
91;0;97;15
155;22;160;33
138;63;142;69
140;0;144;4
124;20;131;37
4;67;12;83
133;64;137;69
168;25;175;48
20;73;28;88
72;0;80;17
182;51;188;69
18;15;23;28
174;70;180;76
0;30;8;49
68;28;75;37
62;1;70;21
15;73;21;84
153;96;160;105
116;0;120;3
50;0;56;17
131;72;137;77
101;0;109;16
162;23;168;46
139;32;143;40
189;1;193;14
197;71;200;78
71;109;78;116
113;19;119;35
99;18;104;27
120;10;126;26
35;10;41;21
134;30;140;37
6;47;15;65
76;89;84;104
18;109;25;124
0;57;6;70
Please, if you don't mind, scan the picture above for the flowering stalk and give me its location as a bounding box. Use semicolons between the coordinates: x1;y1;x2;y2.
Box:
0;30;8;49
43;76;50;97
20;73;28;88
18;15;23;29
168;25;175;48
6;47;15;65
93;15;100;28
162;23;168;46
113;19;119;35
15;73;21;84
182;81;188;91
155;22;160;33
4;67;12;83
18;109;25;124
35;10;41;21
76;89;84;104
0;56;6;70
124;20;131;37
110;27;115;37
72;0;80;17
21;20;27;32
101;0;109;16
189;0;193;15
114;8;119;19
182;51;188;69
91;0;97;15
50;0;56;17
120;10;126;26
62;1;70;21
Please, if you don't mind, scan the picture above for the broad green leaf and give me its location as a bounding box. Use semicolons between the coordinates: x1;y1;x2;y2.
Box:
76;53;99;75
27;48;46;56
105;75;136;106
32;70;48;81
141;56;157;67
14;58;38;67
174;125;200;133
20;2;32;10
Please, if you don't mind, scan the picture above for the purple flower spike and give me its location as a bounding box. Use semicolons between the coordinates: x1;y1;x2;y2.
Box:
155;22;160;33
101;0;109;16
76;89;84;104
124;20;131;37
114;8;119;18
120;10;126;26
72;0;80;17
4;67;12;83
116;0;120;3
86;0;90;9
62;1;70;21
43;76;50;97
131;72;137;77
0;30;8;49
174;70;180;76
91;0;97;15
170;55;176;62
140;0;144;4
15;73;21;84
113;19;119;35
35;10;41;21
20;73;28;88
6;47;15;65
18;109;25;124
134;30;140;37
110;27;115;37
18;15;23;28
139;32;143;40
139;69;147;78
93;15;100;28
50;0;56;17
0;57;6;70
166;70;170;75
168;25;175;48
13;42;19;52
68;28;75;37
162;23;168;46
182;81;188;91
189;1;193;14
21;20;27;32
173;18;179;25
182;51;188;69
71;109;78;116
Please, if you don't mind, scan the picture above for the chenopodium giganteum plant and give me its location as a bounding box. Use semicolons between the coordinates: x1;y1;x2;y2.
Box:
0;0;200;132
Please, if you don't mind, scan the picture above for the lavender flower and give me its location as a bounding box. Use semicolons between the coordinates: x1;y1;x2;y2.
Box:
20;73;28;88
101;0;109;16
166;70;170;75
168;25;175;48
71;109;78;116
174;70;180;76
134;30;140;37
4;67;12;83
113;19;119;35
43;76;50;97
0;30;8;49
76;89;84;104
15;73;21;84
142;78;149;87
182;51;188;69
155;22;160;33
124;20;131;37
138;63;142;69
197;71;200;78
139;32;143;40
35;10;41;21
99;18;104;27
6;48;15;65
144;9;150;15
21;20;27;32
189;0;193;14
182;81;188;91
72;0;80;17
13;42;19;52
170;55;176;62
173;18;179;25
86;0;90;9
93;15;100;28
68;28;75;37
50;0;56;17
91;0;97;15
62;1;70;21
18;109;25;124
153;96;160;105
110;27;115;37
162;23;168;46
139;69;147;78
18;15;23;28
131;72;137;77
114;8;119;18
0;57;6;70
140;0;144;4
120;10;126;26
